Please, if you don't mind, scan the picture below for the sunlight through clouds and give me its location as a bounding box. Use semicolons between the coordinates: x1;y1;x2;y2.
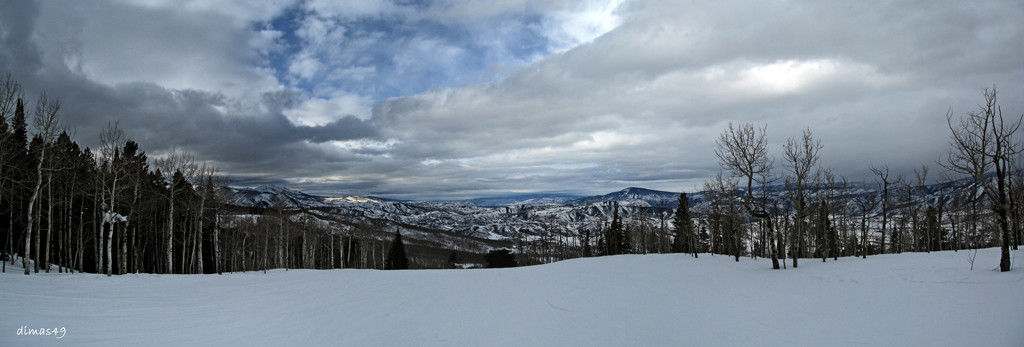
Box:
736;59;902;95
542;0;625;52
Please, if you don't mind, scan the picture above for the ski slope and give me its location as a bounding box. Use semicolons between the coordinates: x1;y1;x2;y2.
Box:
2;248;1022;346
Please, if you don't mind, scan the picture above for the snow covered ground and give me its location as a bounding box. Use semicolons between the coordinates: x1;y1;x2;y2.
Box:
2;248;1022;346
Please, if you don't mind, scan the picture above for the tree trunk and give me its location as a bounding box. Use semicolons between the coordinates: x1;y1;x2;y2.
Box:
105;219;114;276
197;193;205;274
94;186;101;273
105;173;120;277
342;236;350;268
44;172;53;272
214;221;221;275
166;188;175;274
768;218;780;269
23;147;46;275
123;180;138;275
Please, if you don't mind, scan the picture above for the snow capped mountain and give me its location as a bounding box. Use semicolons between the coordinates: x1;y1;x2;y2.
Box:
461;193;580;207
220;176;985;245
225;185;387;209
221;186;672;241
570;187;680;207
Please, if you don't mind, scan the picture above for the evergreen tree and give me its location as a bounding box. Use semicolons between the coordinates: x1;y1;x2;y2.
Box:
447;250;461;268
0;97;12;263
11;99;28;157
619;222;631;254
608;204;624;255
385;229;408;270
925;206;944;251
484;249;517;268
672;192;695;257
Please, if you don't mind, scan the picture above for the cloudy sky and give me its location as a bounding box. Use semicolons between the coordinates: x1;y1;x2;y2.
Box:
2;0;1022;199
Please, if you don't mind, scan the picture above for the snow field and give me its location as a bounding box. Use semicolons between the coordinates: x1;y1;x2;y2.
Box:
1;248;1022;346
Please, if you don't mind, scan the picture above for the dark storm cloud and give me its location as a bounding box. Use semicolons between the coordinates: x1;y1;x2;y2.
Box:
0;0;42;75
1;10;376;183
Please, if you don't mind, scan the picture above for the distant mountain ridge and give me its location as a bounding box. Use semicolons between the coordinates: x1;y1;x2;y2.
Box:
569;187;680;207
226;185;684;209
460;193;581;207
225;185;390;209
221;176;984;243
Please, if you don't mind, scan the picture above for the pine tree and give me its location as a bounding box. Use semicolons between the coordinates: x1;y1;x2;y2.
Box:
610;203;629;254
11;99;28;156
672;192;695;257
385;229;408;270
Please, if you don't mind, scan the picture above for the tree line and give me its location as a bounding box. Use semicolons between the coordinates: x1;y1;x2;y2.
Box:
0;74;414;275
0;74;224;275
504;87;1022;272
691;87;1022;271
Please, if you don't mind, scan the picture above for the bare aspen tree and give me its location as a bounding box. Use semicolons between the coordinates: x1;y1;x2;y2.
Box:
1007;157;1022;251
192;164;218;273
98;122;129;276
837;175;851;258
702;172;740;260
783;128;822;268
23;93;64;274
870;166;892;254
914;165;930;252
944;88;1020;272
155;150;197;274
213;175;231;274
820;167;837;262
893;174;909;253
715;123;781;269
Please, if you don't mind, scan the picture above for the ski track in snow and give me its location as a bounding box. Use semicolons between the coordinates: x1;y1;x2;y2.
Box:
1;248;1023;346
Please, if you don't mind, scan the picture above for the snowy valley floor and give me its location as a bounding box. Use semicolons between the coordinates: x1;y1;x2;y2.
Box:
2;248;1023;346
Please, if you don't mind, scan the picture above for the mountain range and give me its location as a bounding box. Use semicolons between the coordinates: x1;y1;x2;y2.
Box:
221;176;980;248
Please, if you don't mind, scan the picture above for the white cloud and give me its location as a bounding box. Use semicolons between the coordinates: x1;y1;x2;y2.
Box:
288;53;323;81
305;0;414;20
541;0;624;52
285;92;373;126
